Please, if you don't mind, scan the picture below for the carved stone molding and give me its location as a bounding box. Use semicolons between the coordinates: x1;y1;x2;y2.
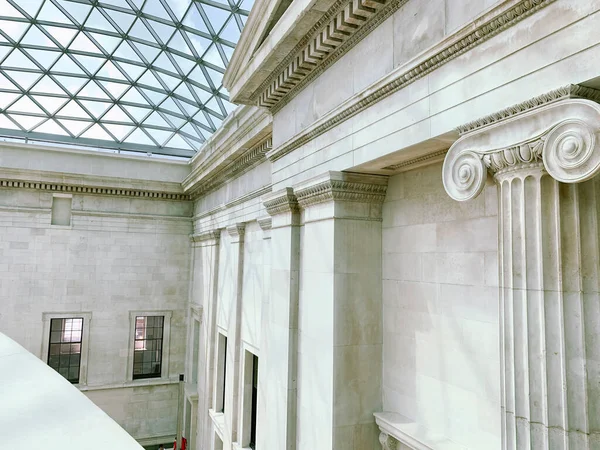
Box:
294;172;388;208
187;138;272;199
443;89;600;202
190;230;221;244
379;432;398;450
226;223;246;243
0;178;189;200
262;187;299;216
257;216;272;231
382;149;448;172
266;0;556;162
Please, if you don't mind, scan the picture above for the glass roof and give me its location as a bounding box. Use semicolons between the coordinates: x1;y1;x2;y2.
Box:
0;0;253;157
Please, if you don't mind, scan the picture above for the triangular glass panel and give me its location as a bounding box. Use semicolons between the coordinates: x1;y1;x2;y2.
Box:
0;46;10;64
43;25;77;47
186;32;211;57
78;100;111;118
7;96;45;115
171;53;196;75
81;123;114;141
219;17;241;44
147;20;175;45
0;114;20;130
191;84;212;103
0;20;28;41
100;81;129;99
138;70;163;89
240;0;255;12
57;118;91;136
183;5;209;33
32;95;69;115
90;33;121;54
102;0;131;8
32;76;66;95
105;123;134;141
70;32;102;55
58;0;91;25
167;0;189;20
210;113;222;129
0;92;20;110
223;98;237;114
34;118;69;136
53;75;87;94
200;4;231;33
97;61;127;81
143;127;172;146
143;111;170;128
125;127;154;146
221;44;235;63
102;104;133;123
154;52;180;77
133;41;160;63
168;30;193;56
165;132;193;150
2;49;39;70
114;61;145;81
120;87;149;106
0;73;16;90
204;96;222;114
206;66;224;88
162;112;186;128
18;0;44;16
123;104;151;122
174;82;194;102
114;41;143;63
0;0;24;18
188;66;210;88
157;72;181;92
86;8;118;33
58;100;92;119
21;26;56;48
73;54;105;74
38;1;71;24
159;96;180;115
78;81;111;100
24;49;60;70
178;100;199;118
109;9;136;32
203;44;226;69
129;19;156;43
51;54;86;75
140;87;166;106
142;0;168;18
9;113;45;131
180;122;199;139
3;70;41;91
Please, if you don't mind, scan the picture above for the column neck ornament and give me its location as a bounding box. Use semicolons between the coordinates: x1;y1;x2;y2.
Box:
379;432;398;450
190;230;221;244
443;85;600;201
226;223;246;243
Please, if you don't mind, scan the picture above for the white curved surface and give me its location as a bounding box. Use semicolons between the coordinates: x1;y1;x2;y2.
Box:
0;332;143;449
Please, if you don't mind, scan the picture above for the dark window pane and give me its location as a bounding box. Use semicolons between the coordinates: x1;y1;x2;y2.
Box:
50;331;62;343
68;367;79;382
132;315;164;380
60;343;71;354
47;318;83;384
51;319;62;331
49;344;60;356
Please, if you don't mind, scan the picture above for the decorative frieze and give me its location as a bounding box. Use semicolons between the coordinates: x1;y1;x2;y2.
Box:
266;0;557;162
262;188;299;216
294;176;388;208
0;178;189;200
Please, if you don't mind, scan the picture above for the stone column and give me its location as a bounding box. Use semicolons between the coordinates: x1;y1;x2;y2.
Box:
260;188;300;450
189;230;220;449
293;171;387;450
442;86;600;450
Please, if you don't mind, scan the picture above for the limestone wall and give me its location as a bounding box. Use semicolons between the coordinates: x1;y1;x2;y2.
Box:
381;162;500;448
0;183;191;444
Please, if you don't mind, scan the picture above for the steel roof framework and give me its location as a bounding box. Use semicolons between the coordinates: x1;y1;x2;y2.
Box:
0;0;251;157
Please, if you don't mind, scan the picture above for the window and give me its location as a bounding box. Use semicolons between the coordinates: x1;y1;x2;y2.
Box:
42;312;91;385
240;348;259;448
51;194;72;226
47;317;83;383
250;354;258;449
215;332;227;413
132;316;164;380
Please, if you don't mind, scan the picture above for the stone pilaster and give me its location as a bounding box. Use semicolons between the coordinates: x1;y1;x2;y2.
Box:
259;188;300;450
293;171;388;450
442;86;600;449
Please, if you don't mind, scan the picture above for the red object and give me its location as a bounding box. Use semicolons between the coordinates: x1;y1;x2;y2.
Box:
173;437;187;450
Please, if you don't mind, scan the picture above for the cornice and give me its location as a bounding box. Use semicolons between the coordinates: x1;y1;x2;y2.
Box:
190;230;221;243
186;138;272;200
295;178;388;208
0;178;189;200
262;187;299;216
382;149;448;171
226;223;246;241
266;0;556;162
457;84;600;135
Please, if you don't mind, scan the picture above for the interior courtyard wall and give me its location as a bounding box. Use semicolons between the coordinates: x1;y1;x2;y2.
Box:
271;0;600;190
381;162;500;449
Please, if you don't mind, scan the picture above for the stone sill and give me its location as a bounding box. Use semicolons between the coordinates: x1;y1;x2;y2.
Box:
209;409;225;439
374;412;466;450
79;378;179;392
232;443;252;450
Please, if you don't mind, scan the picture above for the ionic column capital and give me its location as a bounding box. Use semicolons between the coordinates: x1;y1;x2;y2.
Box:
443;85;600;201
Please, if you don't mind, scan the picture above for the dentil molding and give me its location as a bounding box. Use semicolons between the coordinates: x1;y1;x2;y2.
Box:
443;86;600;202
294;176;388;208
262;187;300;216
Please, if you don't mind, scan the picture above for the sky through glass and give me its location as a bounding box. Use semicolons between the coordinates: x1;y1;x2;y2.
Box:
0;0;253;157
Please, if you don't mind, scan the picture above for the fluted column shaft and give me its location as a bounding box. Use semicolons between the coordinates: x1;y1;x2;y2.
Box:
442;87;600;450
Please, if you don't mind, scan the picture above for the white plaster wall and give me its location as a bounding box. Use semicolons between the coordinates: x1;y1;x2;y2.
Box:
272;0;600;188
381;162;500;449
0;187;191;442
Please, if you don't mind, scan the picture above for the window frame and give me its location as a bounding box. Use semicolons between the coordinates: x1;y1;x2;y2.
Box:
41;312;92;386
239;343;260;449
127;310;172;382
